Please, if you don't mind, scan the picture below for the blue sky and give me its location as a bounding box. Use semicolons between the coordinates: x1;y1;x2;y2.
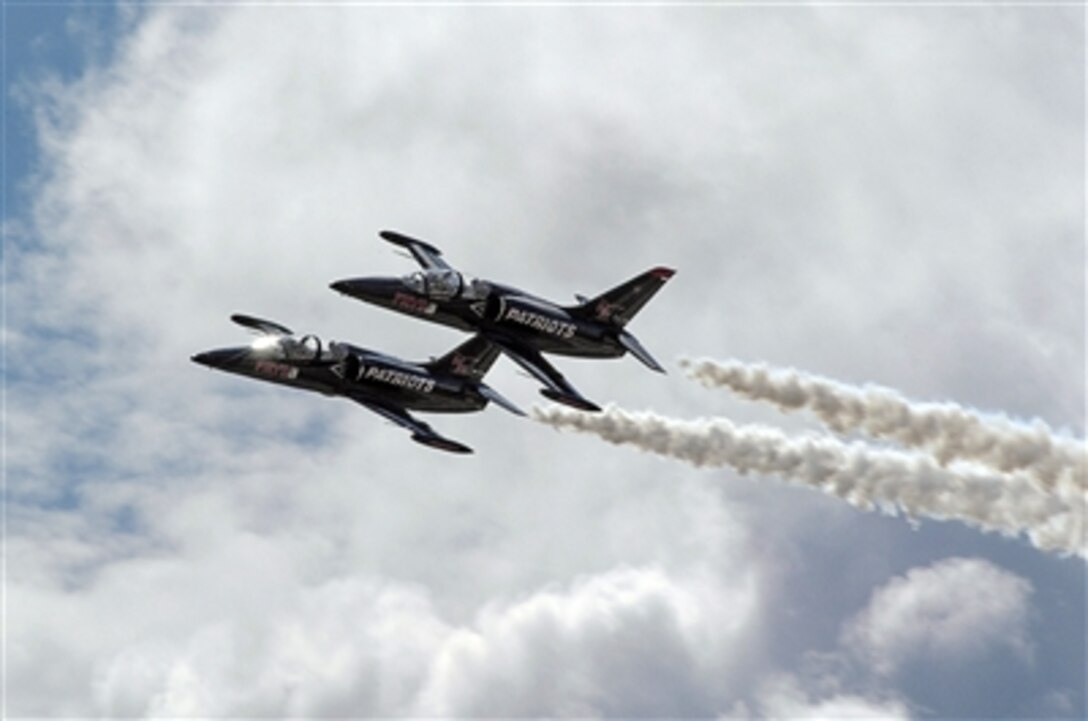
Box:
5;3;127;218
4;4;1085;718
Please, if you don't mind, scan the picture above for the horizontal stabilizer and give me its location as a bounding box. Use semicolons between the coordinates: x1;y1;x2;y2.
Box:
479;383;526;416
541;388;602;413
618;329;666;373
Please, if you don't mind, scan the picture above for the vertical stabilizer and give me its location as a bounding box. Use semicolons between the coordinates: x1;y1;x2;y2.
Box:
570;267;675;327
425;334;500;381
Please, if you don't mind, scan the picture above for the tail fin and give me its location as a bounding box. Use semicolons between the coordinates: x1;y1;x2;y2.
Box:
424;334;500;381
570;267;675;328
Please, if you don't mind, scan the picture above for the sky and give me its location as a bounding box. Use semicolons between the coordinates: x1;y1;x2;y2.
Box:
4;3;1085;719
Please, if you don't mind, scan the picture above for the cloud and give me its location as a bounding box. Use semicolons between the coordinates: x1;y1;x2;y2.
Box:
8;420;765;716
841;557;1035;677
744;557;1037;720
95;576;450;717
64;564;759;717
417;565;758;717
753;676;911;720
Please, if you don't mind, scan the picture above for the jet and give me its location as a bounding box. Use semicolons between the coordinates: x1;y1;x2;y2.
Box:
191;313;523;454
330;231;675;412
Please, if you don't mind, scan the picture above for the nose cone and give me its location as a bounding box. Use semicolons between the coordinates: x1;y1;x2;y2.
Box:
191;350;216;367
330;277;401;303
329;279;355;295
191;348;247;369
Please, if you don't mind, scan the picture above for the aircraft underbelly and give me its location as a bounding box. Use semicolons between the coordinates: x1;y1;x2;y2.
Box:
408;395;485;413
497;328;622;358
368;387;480;413
546;341;623;359
348;378;479;413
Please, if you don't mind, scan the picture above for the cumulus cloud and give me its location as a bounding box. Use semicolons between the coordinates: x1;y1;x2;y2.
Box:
80;565;759;717
842;557;1035;677
743;557;1037;721
417;566;758;717
9;420;765;716
753;676;911;720
94;577;449;717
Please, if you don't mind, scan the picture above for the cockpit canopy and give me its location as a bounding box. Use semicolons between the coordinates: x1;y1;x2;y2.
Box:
402;269;461;300
251;333;324;363
401;270;490;301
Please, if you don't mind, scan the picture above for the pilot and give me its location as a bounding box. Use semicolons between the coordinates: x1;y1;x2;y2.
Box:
425;269;461;300
466;278;491;300
402;269;465;301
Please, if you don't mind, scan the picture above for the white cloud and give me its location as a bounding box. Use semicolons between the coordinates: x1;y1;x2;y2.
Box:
97;576;451;717
417;565;758;717
51;563;759;717
842;557;1035;677
744;557;1039;720
8;428;763;715
754;676;911;720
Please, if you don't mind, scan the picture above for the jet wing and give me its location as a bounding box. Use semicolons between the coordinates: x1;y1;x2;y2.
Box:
486;337;602;412
379;230;452;271
347;394;472;454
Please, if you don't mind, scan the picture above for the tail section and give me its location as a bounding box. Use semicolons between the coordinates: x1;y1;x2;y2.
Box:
569;267;675;328
424;333;501;381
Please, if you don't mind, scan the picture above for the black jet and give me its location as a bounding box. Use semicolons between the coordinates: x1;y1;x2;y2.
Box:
330;231;675;411
191;314;523;454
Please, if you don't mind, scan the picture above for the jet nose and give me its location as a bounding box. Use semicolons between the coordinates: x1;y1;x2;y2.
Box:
191;348;246;368
329;279;354;294
329;277;399;301
191;351;215;366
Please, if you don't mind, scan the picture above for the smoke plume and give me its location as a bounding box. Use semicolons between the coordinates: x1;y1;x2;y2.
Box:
532;405;1083;558
680;358;1086;505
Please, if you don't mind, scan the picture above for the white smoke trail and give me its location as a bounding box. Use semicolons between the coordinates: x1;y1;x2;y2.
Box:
680;358;1087;504
532;405;1084;558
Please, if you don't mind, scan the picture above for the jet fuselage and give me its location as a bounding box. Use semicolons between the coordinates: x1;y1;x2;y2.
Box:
330;277;626;358
191;343;487;414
